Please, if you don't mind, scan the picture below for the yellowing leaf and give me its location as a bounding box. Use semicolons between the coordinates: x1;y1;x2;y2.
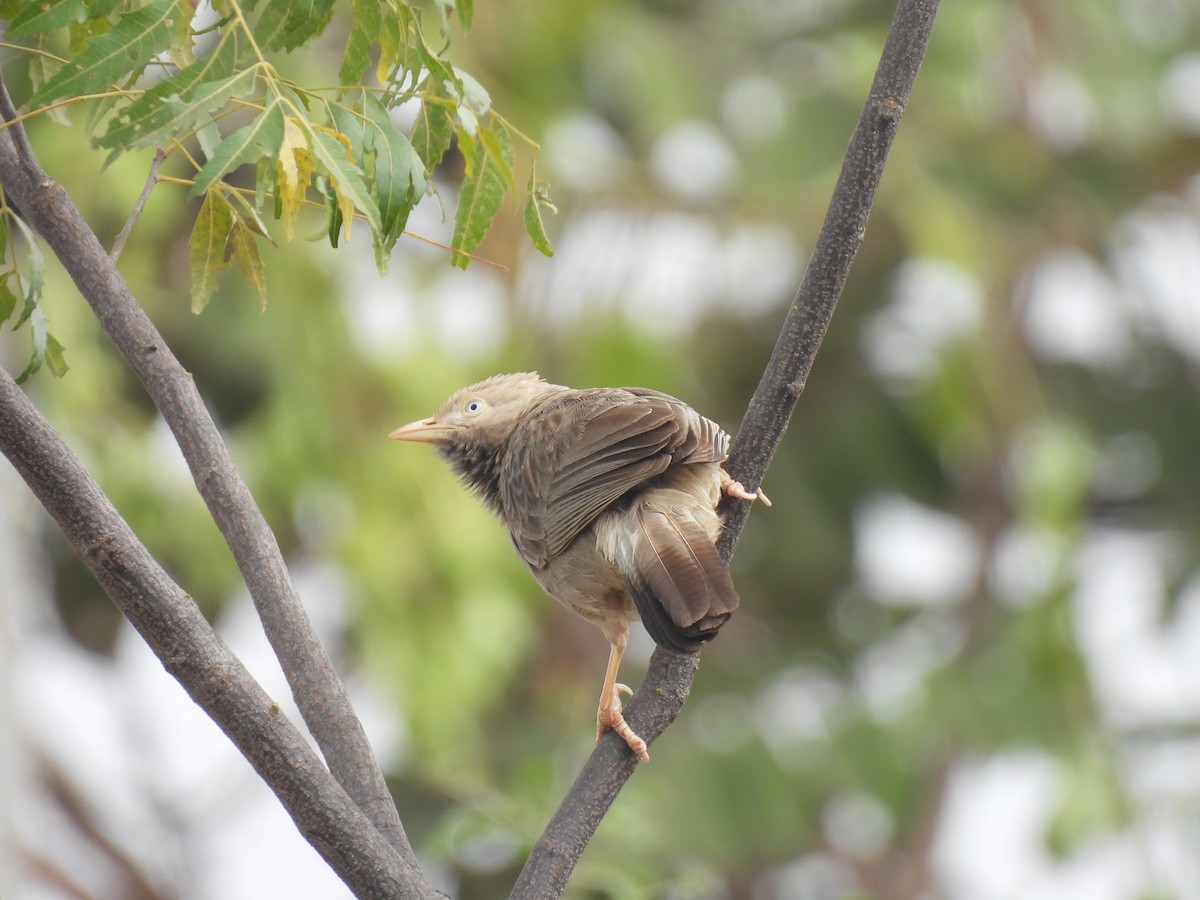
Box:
307;128;380;243
229;224;267;310
276;116;314;242
189;189;235;313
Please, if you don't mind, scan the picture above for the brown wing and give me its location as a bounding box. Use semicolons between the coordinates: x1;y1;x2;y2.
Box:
501;388;730;568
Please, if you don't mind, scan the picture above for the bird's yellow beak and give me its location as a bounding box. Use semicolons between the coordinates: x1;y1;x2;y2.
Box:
388;417;456;443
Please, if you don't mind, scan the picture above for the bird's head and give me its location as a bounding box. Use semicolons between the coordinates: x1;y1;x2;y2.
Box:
389;372;567;510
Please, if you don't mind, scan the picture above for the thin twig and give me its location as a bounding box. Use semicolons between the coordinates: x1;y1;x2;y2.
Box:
511;1;941;896
111;149;166;262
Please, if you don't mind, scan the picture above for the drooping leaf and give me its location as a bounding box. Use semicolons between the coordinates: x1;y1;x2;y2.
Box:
376;2;415;87
188;188;235;313
28;0;192;108
228;223;267;309
452;68;492;137
411;83;455;172
253;0;336;53
9;216;46;329
339;0;382;86
190;101;286;197
361;93;426;252
6;0;87;37
0;275;18;326
307;128;381;242
166;0;194;67
523;175;555;257
15;306;49;384
409;15;459;96
328;102;368;162
275;115;315;241
479;124;515;192
96;48;253;157
450;124;512;269
433;0;473;35
455;0;474;30
325;184;344;248
45;333;69;377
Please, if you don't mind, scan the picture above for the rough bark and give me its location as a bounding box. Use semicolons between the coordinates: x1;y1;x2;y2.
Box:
0;368;439;898
0;75;410;860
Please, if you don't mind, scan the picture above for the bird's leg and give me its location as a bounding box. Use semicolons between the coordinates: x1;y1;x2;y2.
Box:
597;634;650;763
720;464;772;506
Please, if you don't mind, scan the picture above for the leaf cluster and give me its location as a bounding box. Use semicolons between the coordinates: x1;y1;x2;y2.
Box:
0;0;553;322
0;201;67;381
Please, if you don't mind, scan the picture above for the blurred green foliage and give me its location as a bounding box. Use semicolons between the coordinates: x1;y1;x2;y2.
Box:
5;0;1200;896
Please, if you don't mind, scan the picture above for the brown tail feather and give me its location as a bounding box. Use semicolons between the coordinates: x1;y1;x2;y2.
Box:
619;506;739;653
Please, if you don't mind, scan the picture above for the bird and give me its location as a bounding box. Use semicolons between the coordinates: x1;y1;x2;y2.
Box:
389;373;767;762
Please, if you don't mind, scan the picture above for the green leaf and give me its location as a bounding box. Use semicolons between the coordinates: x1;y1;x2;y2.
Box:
7;0;86;37
456;0;474;30
328;102;368;162
27;43;70;126
253;0;336;52
307;128;381;241
479;124;515;192
29;0;192;108
361;94;426;251
450;125;512;269
188;189;235;313
411;84;455;171
434;0;473;34
228;223;267;309
0;276;18;326
339;0;382;86
410;15;459;95
9;217;46;329
195;120;223;158
98;35;240;153
190;101;286;198
45;332;69;377
523;175;555;257
15;306;49;384
325;185;344;248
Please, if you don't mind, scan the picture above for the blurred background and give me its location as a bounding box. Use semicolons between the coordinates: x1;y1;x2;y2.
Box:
4;0;1200;897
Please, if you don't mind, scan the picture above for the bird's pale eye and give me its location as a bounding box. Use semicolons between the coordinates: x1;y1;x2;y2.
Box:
464;399;486;416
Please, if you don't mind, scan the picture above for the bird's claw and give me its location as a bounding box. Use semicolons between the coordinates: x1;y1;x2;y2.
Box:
720;468;772;506
597;684;650;763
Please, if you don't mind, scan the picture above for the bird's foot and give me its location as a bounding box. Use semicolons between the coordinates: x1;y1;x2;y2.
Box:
597;683;650;763
720;467;772;506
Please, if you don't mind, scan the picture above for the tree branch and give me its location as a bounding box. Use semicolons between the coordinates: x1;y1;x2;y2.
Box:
0;367;441;899
0;74;407;856
110;148;165;262
511;0;941;895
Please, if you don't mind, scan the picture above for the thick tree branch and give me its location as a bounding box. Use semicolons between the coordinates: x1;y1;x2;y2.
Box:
0;75;407;856
511;1;941;895
0;368;440;899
